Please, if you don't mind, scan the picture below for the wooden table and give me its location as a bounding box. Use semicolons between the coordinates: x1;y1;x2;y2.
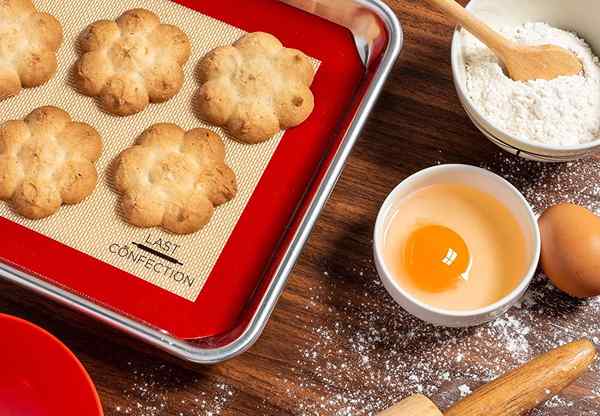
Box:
1;1;599;415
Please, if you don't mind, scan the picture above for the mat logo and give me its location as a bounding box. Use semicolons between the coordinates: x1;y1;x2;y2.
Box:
108;242;194;288
143;234;181;257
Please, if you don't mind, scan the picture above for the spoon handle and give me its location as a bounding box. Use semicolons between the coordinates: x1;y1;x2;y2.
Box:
424;0;513;56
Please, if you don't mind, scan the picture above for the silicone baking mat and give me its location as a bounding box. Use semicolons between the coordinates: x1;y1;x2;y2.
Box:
0;0;318;301
1;0;365;339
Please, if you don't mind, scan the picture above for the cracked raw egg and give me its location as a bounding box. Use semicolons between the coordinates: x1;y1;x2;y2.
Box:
404;225;471;293
383;183;528;311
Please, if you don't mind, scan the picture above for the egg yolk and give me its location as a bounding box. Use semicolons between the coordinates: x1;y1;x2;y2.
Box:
403;225;471;293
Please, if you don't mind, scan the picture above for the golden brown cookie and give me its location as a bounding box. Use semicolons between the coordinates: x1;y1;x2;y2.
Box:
114;124;237;234
0;106;103;219
0;0;63;100
197;32;315;144
74;8;191;116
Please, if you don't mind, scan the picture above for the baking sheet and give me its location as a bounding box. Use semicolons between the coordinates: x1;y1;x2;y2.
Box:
0;0;319;301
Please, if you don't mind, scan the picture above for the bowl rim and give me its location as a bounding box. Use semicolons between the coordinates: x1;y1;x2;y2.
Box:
0;313;104;416
450;0;600;154
373;164;541;319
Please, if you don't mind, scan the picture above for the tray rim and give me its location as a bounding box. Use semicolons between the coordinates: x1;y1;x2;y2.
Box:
0;0;403;363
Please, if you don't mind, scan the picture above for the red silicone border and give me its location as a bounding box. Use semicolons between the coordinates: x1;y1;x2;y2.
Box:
0;0;368;339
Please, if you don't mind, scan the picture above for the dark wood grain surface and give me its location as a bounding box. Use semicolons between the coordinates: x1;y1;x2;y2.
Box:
1;1;600;415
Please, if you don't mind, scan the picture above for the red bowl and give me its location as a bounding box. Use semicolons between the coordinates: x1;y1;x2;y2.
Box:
0;314;103;416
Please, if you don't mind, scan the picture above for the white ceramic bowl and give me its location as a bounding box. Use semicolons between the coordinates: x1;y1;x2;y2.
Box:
451;0;600;162
373;165;541;327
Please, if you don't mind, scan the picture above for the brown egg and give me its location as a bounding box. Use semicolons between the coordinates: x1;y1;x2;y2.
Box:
539;204;600;298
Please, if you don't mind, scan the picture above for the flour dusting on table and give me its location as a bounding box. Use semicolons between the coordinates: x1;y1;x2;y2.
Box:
286;156;600;415
462;23;600;146
113;362;234;416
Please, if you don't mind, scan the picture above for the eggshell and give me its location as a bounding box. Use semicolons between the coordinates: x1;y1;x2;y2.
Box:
539;204;600;298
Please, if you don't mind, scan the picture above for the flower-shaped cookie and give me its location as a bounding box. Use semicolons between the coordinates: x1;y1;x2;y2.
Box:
197;32;315;144
0;106;103;219
75;8;191;116
0;0;63;100
114;124;237;234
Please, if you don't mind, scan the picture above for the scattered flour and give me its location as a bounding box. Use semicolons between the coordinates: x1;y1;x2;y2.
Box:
462;22;600;146
107;158;600;416
457;384;472;397
112;362;234;416
287;156;600;415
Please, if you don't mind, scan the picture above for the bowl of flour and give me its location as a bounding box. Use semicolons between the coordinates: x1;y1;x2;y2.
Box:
451;0;600;161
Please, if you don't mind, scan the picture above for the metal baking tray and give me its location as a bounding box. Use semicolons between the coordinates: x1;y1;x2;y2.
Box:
0;0;402;363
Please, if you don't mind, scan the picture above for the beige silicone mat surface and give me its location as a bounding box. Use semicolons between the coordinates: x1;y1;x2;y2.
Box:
0;0;319;301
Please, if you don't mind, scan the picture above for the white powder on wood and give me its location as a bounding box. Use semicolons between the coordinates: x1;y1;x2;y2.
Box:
462;22;600;146
457;384;472;397
286;156;600;416
113;362;234;416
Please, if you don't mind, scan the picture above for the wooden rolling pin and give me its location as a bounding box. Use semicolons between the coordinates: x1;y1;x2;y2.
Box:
378;339;596;416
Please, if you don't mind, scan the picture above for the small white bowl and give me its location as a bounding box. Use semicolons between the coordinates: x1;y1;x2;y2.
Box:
373;165;541;327
451;0;600;162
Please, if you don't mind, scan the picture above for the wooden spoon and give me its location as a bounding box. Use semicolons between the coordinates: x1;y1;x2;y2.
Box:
378;339;597;415
425;0;583;81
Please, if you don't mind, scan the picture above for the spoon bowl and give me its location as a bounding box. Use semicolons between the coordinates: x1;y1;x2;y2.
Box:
426;0;582;81
502;43;583;81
